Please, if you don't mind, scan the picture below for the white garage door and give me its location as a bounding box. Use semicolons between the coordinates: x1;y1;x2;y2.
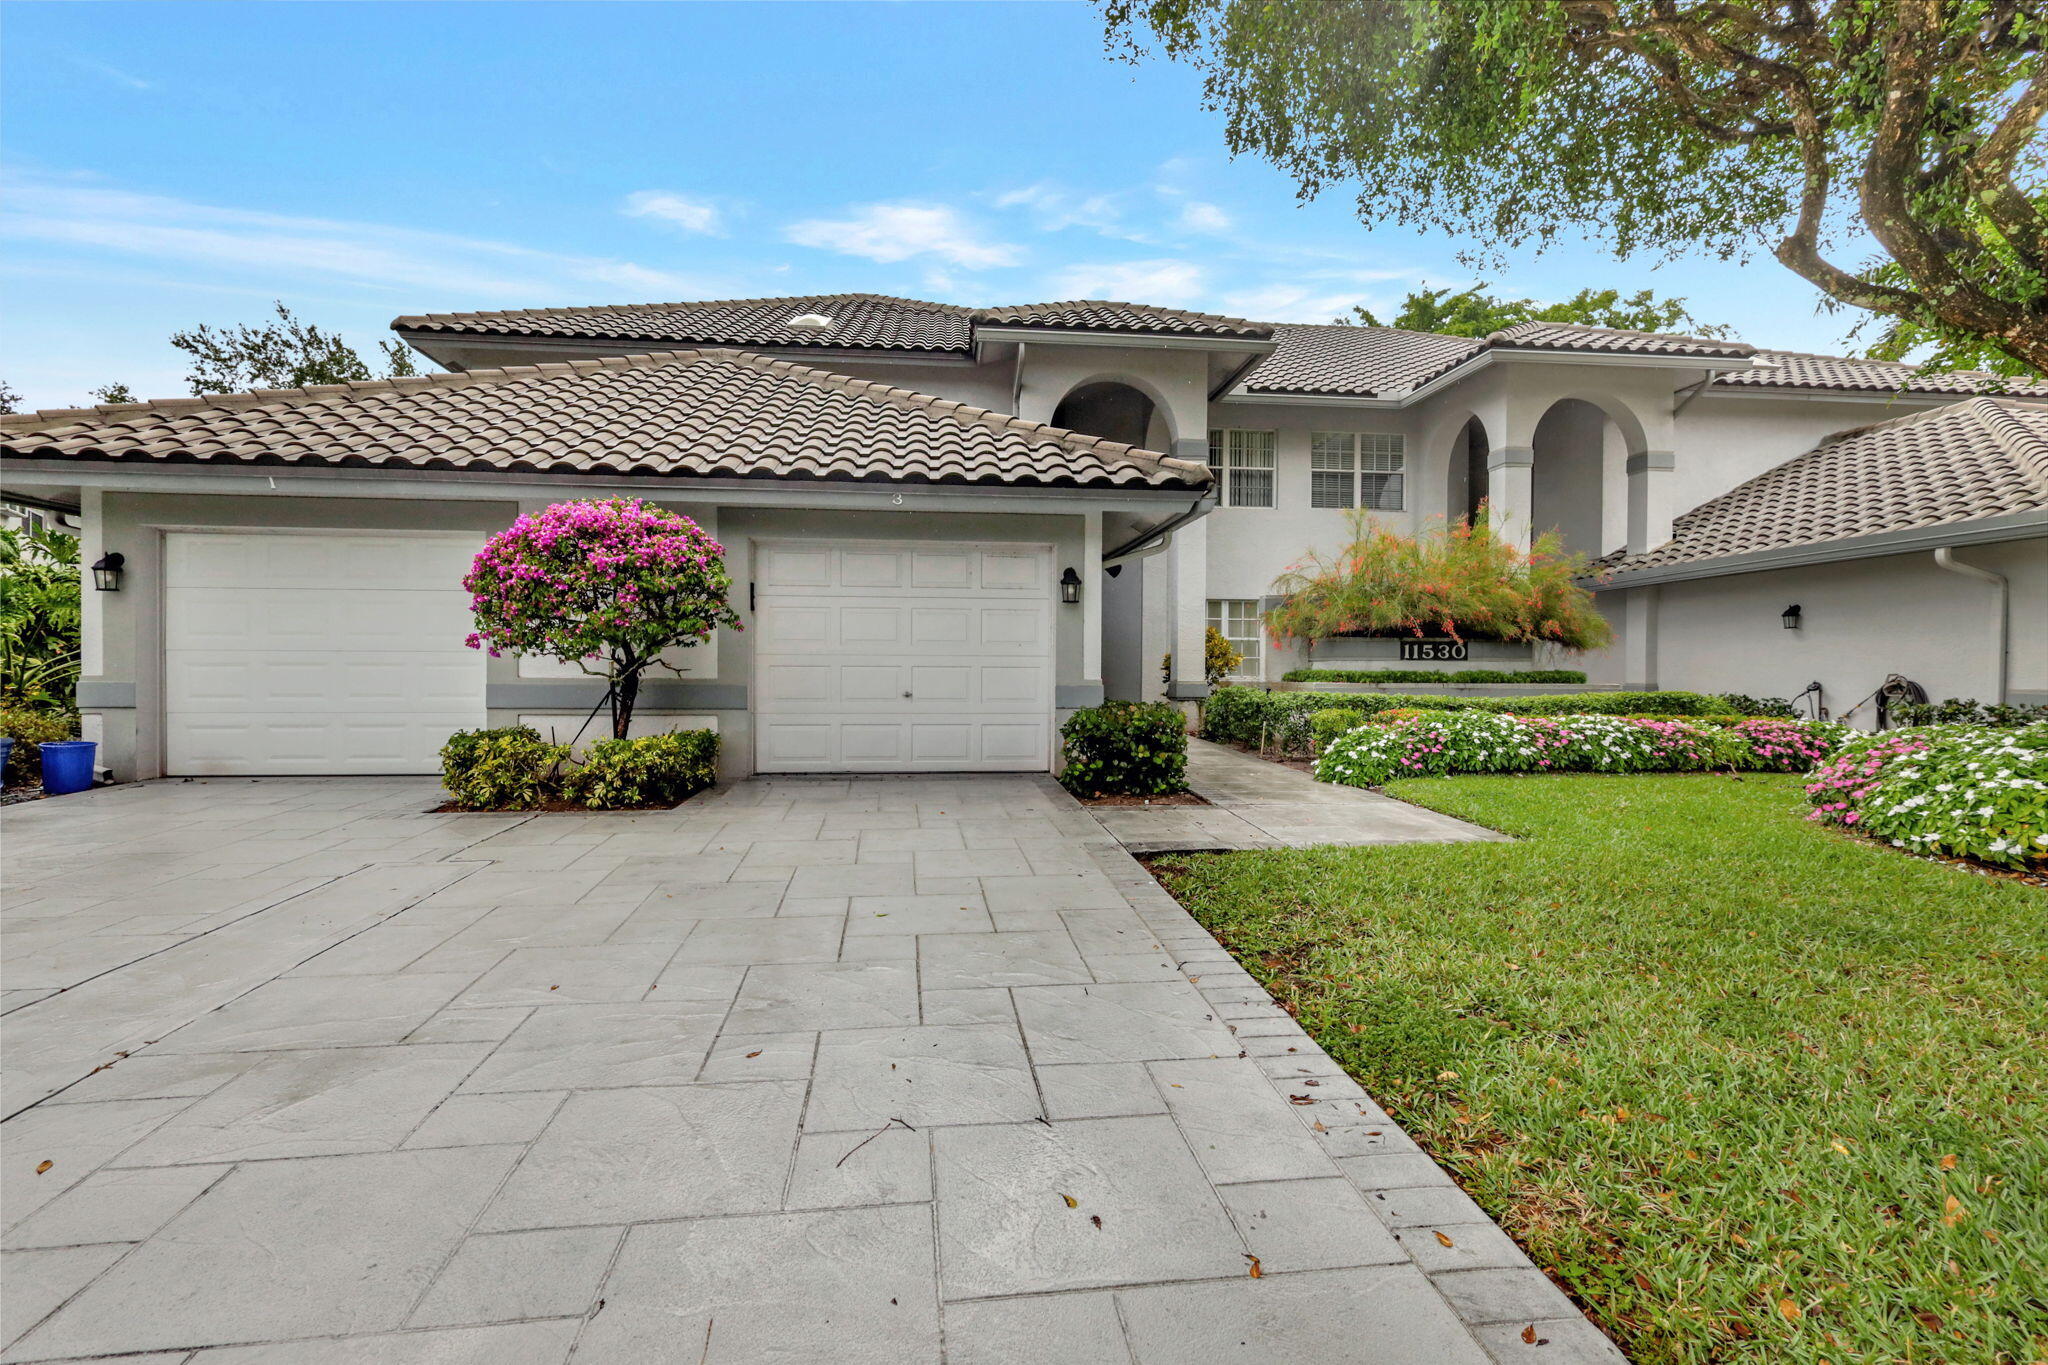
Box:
164;532;485;775
754;541;1052;772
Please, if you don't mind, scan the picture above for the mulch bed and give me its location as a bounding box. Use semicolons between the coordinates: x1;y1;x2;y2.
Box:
1077;791;1211;808
0;785;49;808
428;797;694;814
1214;739;1316;775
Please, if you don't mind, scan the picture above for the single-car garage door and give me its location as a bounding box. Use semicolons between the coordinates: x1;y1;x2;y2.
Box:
164;532;485;775
753;541;1052;772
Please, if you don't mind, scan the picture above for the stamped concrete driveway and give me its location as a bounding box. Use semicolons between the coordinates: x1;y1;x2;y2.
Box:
1;775;1615;1364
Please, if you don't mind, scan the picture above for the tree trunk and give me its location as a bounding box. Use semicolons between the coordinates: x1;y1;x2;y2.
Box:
612;667;639;740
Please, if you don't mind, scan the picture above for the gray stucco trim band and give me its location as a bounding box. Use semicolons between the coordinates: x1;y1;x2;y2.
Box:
1055;684;1105;709
486;681;749;710
1165;681;1213;701
75;680;137;709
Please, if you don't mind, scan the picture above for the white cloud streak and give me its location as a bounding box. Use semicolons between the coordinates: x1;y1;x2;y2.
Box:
1045;259;1205;305
785;202;1021;269
622;190;723;235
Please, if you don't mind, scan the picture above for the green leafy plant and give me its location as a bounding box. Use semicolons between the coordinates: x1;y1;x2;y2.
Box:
565;730;719;810
1890;698;2048;729
0;525;82;710
439;726;571;811
1713;692;1798;719
172;301;419;396
1267;511;1612;654
1284;667;1588;685
1309;708;1365;754
1;706;77;786
1059;700;1189;797
1805;723;2048;869
1204;626;1242;686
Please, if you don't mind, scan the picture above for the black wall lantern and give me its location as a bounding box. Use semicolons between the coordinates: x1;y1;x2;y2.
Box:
1781;603;1801;630
1059;566;1082;605
90;552;125;592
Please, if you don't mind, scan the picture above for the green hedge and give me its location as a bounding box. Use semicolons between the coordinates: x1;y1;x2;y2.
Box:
1203;685;1725;753
440;725;719;810
1282;667;1588;685
1059;700;1188;797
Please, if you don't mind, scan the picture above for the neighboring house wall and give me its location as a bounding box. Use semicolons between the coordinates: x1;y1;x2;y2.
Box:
1604;538;2048;720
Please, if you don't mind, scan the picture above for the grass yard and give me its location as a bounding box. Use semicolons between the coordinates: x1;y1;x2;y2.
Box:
1154;773;2047;1364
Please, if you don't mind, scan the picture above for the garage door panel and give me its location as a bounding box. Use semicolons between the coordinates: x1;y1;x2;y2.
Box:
163;532;484;775
753;540;1051;773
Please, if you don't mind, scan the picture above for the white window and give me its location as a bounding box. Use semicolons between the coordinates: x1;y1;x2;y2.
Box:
1309;432;1405;511
1207;429;1276;508
1207;598;1264;680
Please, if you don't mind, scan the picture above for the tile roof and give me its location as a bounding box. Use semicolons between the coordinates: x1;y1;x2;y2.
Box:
1240;321;1753;398
0;349;1210;492
393;294;1272;352
976;300;1272;339
1710;349;2048;397
1594;398;2048;577
1240;325;1483;397
392;293;976;354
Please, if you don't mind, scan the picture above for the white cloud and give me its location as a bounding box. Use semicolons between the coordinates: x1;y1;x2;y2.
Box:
0;177;701;300
784;202;1020;269
1176;201;1232;235
991;183;1143;241
1045;259;1204;305
74;58;152;91
622;190;722;235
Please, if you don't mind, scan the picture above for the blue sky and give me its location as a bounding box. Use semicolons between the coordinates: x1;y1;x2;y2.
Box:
3;0;1860;410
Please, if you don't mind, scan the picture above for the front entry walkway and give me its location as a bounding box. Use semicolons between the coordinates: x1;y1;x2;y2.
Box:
1;774;1609;1363
1090;737;1509;854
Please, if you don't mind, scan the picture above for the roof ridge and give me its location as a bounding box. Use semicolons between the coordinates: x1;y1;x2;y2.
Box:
0;353;706;434
1972;397;2048;486
392;293;969;328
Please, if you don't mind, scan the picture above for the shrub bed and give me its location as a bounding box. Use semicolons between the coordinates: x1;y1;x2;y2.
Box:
1804;722;2048;869
1281;667;1587;685
1203;684;1726;754
1059;700;1188;797
1313;710;1850;787
1891;697;2048;728
1;707;78;787
440;725;719;811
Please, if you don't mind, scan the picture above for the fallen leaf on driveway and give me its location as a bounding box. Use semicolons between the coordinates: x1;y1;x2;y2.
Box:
745;1051;762;1058
1062;1194;1077;1208
1245;1254;1262;1278
1521;1325;1537;1344
35;1160;52;1175
1434;1231;1455;1247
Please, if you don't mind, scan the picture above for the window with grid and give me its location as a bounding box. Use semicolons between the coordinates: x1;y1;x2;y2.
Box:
1310;432;1404;511
1206;429;1276;508
1206;598;1263;679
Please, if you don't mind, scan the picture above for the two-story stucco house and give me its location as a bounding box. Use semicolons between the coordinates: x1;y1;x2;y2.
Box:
2;292;2043;781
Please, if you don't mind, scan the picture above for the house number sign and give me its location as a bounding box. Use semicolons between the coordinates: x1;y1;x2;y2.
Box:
1399;639;1469;662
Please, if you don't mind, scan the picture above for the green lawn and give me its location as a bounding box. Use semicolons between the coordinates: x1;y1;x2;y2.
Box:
1155;773;2046;1364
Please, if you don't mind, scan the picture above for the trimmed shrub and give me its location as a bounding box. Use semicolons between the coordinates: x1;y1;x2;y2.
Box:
1059;701;1188;797
1202;685;1726;755
440;726;571;811
1309;708;1365;754
1713;692;1798;719
1890;697;2048;729
1283;667;1587;685
0;707;76;786
1313;711;1851;787
1804;722;2048;869
566;730;719;809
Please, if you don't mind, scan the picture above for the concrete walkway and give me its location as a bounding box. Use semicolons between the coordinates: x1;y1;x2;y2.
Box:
1;775;1611;1364
1091;738;1509;854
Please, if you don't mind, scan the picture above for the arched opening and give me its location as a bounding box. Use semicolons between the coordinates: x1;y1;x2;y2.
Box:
1443;417;1489;528
1052;381;1158;449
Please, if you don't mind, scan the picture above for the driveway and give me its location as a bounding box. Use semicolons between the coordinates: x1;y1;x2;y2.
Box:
1;775;1611;1363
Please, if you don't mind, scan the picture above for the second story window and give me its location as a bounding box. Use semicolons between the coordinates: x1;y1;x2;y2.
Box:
1207;429;1276;508
1310;432;1405;511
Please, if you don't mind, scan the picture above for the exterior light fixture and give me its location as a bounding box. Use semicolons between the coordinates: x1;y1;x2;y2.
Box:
1059;567;1082;605
1782;603;1801;630
90;552;125;592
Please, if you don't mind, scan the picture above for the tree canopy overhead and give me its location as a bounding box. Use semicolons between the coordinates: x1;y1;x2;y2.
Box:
1343;283;1729;338
172;302;420;397
1104;0;2047;376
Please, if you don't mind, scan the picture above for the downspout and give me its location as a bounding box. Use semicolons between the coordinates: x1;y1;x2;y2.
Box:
1933;547;2007;703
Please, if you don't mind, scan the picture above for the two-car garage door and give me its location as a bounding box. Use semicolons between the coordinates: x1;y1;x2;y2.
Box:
753;541;1053;772
164;532;484;775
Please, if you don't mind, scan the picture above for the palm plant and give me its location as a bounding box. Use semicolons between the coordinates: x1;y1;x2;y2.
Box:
1266;507;1612;653
0;524;83;710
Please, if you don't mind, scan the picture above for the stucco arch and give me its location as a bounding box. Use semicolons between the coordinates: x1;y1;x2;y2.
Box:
1047;371;1182;451
1433;411;1493;529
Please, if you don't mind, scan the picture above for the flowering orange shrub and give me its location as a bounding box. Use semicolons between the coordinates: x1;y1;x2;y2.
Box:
1266;507;1611;650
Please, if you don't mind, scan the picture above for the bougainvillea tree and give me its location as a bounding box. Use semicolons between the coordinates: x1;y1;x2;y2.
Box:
1266;507;1612;654
464;499;741;739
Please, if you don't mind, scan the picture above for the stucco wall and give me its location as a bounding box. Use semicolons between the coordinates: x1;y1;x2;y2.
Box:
1610;539;2048;721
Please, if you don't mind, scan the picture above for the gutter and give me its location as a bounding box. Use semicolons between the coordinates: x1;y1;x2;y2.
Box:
1584;509;2048;590
1933;547;2009;704
1104;490;1215;565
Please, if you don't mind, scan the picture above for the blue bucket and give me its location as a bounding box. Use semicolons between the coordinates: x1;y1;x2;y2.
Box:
38;740;98;796
0;736;12;788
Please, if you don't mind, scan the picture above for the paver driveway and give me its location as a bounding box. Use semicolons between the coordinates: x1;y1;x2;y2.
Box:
1;774;1614;1363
